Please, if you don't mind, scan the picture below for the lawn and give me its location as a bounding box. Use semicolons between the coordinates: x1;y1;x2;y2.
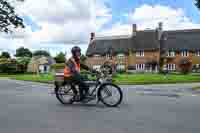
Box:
1;73;200;85
113;73;200;85
0;73;54;83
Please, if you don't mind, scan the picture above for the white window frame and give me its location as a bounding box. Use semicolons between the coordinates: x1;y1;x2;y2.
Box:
93;65;101;70
181;50;189;57
167;64;176;71
93;54;101;59
136;50;144;57
106;54;112;59
196;64;200;68
196;50;200;56
167;50;175;57
94;54;100;57
117;53;125;60
136;64;145;70
117;53;125;57
116;64;125;71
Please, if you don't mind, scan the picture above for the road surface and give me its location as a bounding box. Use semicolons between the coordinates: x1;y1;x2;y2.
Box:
0;78;200;133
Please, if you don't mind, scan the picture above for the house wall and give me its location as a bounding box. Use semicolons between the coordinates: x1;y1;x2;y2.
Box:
27;63;38;73
135;50;160;64
86;50;160;71
165;51;193;71
85;56;106;68
86;50;200;72
192;54;200;65
128;51;136;66
86;54;129;70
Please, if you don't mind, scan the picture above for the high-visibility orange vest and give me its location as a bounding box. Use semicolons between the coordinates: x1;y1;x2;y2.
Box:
64;58;80;77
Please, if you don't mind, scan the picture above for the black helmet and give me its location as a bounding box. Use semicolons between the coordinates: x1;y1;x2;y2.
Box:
71;46;81;56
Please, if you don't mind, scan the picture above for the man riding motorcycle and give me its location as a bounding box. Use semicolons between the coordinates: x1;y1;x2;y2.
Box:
64;46;96;101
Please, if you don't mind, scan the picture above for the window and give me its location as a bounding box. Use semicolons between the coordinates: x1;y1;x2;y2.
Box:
116;65;125;71
93;54;100;59
196;50;200;56
167;50;175;57
167;64;176;71
117;54;125;62
136;64;145;70
93;65;101;70
117;54;125;58
94;54;100;57
181;50;188;57
196;64;200;68
106;54;112;59
136;50;144;57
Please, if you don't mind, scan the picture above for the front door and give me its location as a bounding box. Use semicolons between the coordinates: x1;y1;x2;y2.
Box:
44;65;48;73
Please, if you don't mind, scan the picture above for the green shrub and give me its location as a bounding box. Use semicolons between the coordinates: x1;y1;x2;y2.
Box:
0;58;17;74
51;63;65;70
0;63;17;73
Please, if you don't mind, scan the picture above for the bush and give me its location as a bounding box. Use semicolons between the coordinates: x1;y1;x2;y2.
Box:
179;64;191;74
51;63;65;70
179;58;192;74
0;63;17;74
116;69;126;74
54;52;65;63
0;58;17;74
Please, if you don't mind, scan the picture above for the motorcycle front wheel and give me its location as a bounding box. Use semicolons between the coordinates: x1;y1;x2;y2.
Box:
98;83;123;107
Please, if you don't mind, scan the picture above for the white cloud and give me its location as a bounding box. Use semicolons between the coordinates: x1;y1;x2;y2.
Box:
0;0;112;56
98;23;131;36
129;4;200;30
20;0;112;44
100;4;200;36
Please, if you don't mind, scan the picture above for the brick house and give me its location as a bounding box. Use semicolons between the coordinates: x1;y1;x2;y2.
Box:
86;23;200;72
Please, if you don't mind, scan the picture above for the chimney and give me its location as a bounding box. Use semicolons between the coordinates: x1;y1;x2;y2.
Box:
157;22;163;40
132;24;137;36
90;32;95;42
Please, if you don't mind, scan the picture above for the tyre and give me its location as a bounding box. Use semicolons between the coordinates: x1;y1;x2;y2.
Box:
98;83;123;107
55;84;75;105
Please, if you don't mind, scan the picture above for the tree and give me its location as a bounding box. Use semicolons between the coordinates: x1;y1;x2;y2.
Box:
54;52;65;63
33;50;50;57
195;0;200;9
15;47;32;57
0;51;10;58
16;56;31;72
0;0;25;33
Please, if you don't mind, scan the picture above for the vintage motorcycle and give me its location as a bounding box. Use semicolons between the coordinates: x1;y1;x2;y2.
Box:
54;65;123;107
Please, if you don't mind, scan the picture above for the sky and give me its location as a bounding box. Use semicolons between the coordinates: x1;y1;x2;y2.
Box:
0;0;200;57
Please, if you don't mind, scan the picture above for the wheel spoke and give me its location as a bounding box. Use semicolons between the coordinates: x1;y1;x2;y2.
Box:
56;85;75;104
100;84;122;107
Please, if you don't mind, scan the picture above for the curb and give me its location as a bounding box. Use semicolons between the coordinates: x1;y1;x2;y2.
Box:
135;91;200;97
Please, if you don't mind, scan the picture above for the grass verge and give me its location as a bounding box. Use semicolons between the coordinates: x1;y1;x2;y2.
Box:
1;73;200;85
